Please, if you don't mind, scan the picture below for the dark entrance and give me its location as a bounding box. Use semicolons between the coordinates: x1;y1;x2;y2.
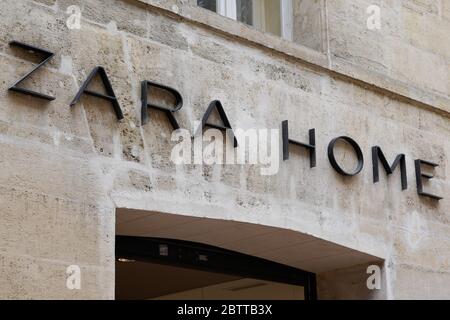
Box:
116;236;317;300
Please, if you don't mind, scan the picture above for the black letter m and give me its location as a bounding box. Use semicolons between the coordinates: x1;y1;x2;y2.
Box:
372;146;407;190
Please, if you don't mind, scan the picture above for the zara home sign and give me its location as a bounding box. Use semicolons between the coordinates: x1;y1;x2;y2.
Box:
7;41;443;201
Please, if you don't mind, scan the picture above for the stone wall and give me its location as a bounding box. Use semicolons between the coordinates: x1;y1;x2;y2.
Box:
327;0;450;103
0;0;449;299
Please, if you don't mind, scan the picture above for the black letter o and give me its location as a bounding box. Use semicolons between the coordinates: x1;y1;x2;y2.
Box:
328;136;364;176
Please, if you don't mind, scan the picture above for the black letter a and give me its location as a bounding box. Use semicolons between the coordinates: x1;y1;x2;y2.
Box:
195;100;238;148
70;66;123;120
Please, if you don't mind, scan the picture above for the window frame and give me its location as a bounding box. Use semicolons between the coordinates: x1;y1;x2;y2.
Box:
280;0;293;41
212;0;293;41
217;0;237;20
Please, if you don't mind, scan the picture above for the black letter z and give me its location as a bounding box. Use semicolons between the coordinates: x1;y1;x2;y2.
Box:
8;41;55;100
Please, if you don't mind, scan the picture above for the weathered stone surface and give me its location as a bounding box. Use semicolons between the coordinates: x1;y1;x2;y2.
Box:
327;0;450;97
0;0;448;299
293;0;324;52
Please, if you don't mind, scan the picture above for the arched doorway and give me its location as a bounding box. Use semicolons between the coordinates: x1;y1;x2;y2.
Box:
116;208;384;300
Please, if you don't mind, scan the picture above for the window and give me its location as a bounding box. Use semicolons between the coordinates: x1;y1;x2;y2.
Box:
198;0;293;41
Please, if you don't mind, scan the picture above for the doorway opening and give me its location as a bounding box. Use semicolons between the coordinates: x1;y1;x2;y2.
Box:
116;236;316;300
115;208;385;300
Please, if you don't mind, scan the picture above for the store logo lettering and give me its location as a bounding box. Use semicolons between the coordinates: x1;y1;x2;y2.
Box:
6;41;443;201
